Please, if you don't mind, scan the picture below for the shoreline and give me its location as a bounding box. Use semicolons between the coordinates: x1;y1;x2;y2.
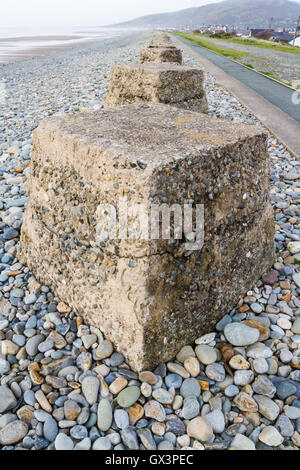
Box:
0;38;93;65
0;29;138;65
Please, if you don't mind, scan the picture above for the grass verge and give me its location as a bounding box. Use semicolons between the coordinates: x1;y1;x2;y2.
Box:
175;32;294;88
200;34;300;56
175;33;248;60
258;70;291;87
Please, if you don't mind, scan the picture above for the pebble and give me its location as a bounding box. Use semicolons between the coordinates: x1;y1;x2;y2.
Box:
0;421;28;445
250;303;263;314
121;427;139;450
246;343;273;359
280;349;293;363
253;358;269;374
254;395;280;421
259;426;284;447
25;335;44;356
93;436;112;450
231;433;256;450
224;384;239;397
43;418;58;442
203;410;225;433
276;415;294;437
95;340;113;360
109;352;124;367
187;417;213;442
141;382;152;398
167;363;190;379
0;358;10;374
276;381;297;400
195;332;216;344
137;428;156;450
229;354;250;370
138;371;157;384
70;425;88;440
64;399;80;420
109;377;128;395
114;409;129;430
55;433;74;450
292;273;300;288
97;399;113;431
252;376;276;397
288;241;300;254
176;345;195;363
224;323;260;346
117;386;140;408
292;318;300;335
82;376;100;405
81;334;97;349
180;378;201;398
285;406;300;420
182;397;200;420
206;363;225;382
144;400;166;422
195;344;217;364
183;357;200;377
158;440;174;450
153;388;173;404
74;438;91;450
165;374;182;389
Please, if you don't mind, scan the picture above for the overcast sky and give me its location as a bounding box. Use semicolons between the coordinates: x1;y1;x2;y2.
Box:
1;0;226;27
1;0;300;28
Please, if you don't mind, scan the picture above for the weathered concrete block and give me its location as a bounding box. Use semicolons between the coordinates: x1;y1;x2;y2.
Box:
140;47;183;64
104;63;208;113
19;103;274;372
149;33;174;48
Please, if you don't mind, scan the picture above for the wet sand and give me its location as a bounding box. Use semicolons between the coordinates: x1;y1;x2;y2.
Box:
0;40;91;64
0;35;83;42
0;31;126;64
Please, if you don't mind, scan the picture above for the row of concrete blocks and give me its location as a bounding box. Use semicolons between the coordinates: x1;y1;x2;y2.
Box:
140;32;183;65
19;35;275;372
105;32;208;114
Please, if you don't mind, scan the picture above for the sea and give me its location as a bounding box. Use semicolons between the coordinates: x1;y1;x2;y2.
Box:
0;25;130;63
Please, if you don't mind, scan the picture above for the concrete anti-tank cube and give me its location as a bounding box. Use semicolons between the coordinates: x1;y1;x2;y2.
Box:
104;63;208;113
140;46;183;64
149;33;174;48
19;103;274;372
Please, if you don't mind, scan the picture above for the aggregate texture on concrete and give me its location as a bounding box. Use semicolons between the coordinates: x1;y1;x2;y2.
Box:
19;102;274;371
105;62;208;113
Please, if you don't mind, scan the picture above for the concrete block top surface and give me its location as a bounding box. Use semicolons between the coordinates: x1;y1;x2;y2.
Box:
149;33;173;47
112;62;196;74
37;103;264;167
148;45;178;50
140;46;183;62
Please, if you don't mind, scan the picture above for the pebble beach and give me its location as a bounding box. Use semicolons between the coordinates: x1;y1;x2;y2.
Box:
0;31;300;451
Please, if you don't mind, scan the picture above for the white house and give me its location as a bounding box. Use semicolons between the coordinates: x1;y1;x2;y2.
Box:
289;36;300;47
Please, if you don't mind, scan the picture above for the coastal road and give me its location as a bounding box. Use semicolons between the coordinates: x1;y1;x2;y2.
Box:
172;34;300;159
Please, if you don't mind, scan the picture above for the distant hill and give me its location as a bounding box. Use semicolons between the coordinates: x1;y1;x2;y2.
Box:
113;0;300;31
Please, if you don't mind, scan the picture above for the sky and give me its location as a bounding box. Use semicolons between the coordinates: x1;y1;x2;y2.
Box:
1;0;224;27
1;0;300;28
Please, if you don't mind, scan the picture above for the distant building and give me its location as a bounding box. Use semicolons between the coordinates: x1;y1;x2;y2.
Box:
250;29;274;38
193;24;228;35
270;31;295;43
289;36;300;47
